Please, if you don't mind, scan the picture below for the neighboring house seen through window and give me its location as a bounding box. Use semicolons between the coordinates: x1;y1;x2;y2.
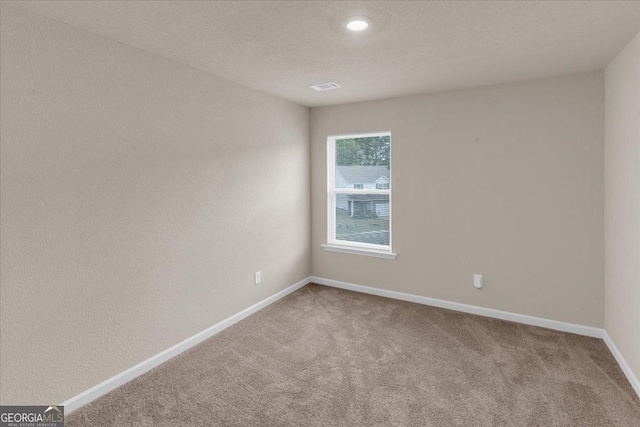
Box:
327;132;392;252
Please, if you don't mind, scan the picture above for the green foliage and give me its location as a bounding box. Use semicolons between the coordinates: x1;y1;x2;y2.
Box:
336;136;390;167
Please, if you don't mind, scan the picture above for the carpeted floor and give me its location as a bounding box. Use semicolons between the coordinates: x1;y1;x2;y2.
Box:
67;284;640;426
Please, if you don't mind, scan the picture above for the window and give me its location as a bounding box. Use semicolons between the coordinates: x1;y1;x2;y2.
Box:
325;132;395;258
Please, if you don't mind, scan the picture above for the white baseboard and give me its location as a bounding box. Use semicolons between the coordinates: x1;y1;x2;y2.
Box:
60;276;312;414
602;330;640;399
309;276;603;338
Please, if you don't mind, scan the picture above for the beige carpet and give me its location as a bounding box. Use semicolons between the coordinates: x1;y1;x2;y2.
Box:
67;284;640;426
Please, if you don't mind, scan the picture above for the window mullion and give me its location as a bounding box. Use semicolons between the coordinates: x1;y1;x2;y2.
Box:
333;189;390;195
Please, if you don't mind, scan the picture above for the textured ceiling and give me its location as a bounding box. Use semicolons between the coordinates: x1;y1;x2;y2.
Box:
5;1;640;107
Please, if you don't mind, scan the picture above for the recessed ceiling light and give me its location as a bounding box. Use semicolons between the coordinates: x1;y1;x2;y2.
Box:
344;16;371;32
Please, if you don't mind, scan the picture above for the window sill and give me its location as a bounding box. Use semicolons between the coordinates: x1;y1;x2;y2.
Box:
321;244;398;260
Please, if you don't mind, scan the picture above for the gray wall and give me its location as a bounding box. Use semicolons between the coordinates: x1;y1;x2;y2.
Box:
311;72;605;328
604;32;640;383
0;6;310;405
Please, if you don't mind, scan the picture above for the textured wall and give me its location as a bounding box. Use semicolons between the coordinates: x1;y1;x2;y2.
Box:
311;72;605;328
0;6;310;405
604;33;640;382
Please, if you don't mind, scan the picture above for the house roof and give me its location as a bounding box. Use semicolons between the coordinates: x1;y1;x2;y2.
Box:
336;166;390;185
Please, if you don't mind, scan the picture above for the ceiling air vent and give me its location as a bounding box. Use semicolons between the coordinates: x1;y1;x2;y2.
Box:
309;82;341;91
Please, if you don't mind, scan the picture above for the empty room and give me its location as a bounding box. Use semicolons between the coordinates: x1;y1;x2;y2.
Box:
1;1;639;426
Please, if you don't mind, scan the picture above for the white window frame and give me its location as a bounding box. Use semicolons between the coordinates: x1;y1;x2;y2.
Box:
323;131;396;259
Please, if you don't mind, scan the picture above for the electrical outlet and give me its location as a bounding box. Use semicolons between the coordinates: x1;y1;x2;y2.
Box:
474;274;483;289
254;271;261;285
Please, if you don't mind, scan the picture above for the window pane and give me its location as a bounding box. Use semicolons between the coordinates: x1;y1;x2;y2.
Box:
335;135;390;190
335;194;390;246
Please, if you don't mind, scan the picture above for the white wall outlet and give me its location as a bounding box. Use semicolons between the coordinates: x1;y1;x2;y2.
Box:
474;274;483;289
254;271;261;285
